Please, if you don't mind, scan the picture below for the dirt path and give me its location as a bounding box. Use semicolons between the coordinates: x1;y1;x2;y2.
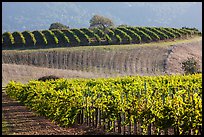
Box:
2;90;107;135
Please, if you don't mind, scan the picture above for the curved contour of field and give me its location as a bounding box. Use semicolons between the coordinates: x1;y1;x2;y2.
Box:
2;64;103;87
165;38;202;74
2;37;202;135
2;37;202;86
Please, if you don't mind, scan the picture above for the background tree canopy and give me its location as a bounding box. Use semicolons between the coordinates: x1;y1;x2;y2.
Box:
89;15;114;30
49;22;69;30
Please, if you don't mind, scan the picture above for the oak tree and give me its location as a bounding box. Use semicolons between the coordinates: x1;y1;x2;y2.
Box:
89;15;114;31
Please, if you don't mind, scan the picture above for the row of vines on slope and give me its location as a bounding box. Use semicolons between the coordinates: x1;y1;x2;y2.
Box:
5;74;202;135
2;27;201;49
2;46;168;76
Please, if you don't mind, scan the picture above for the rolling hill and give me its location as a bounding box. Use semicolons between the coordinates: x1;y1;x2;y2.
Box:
2;36;202;86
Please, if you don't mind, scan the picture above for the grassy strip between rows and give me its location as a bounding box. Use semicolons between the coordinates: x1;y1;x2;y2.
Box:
5;74;202;135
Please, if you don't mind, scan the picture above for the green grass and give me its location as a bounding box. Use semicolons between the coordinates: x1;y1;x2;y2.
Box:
2;36;201;53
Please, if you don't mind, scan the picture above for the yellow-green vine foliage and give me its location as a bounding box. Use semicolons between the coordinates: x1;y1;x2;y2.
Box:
5;74;202;134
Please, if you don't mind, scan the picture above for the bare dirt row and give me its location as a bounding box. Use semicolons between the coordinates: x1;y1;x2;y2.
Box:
2;90;110;135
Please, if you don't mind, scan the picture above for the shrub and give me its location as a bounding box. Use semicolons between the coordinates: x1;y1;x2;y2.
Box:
198;32;202;36
38;75;61;82
49;22;69;30
181;57;201;74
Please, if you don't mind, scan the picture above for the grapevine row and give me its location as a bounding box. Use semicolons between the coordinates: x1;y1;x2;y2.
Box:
2;26;201;49
5;74;202;135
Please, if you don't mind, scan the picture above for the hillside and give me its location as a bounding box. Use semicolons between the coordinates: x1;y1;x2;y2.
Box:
166;38;202;74
2;37;202;86
2;2;202;135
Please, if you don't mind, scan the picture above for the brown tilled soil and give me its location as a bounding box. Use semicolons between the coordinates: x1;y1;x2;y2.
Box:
2;44;169;86
2;90;176;135
2;64;103;87
165;37;202;74
2;90;110;135
2;37;202;135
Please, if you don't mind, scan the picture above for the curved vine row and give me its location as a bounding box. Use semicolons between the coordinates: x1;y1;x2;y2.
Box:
2;26;201;49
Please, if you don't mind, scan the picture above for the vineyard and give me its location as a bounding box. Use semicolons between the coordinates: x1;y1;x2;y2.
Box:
5;74;202;135
2;37;202;82
2;26;201;49
2;45;169;76
2;25;202;135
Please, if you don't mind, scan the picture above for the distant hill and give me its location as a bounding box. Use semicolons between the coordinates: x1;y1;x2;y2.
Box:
2;2;202;33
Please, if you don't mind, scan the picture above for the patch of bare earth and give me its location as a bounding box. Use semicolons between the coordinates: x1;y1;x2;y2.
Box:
2;45;169;86
165;37;202;74
2;91;109;135
2;64;103;87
